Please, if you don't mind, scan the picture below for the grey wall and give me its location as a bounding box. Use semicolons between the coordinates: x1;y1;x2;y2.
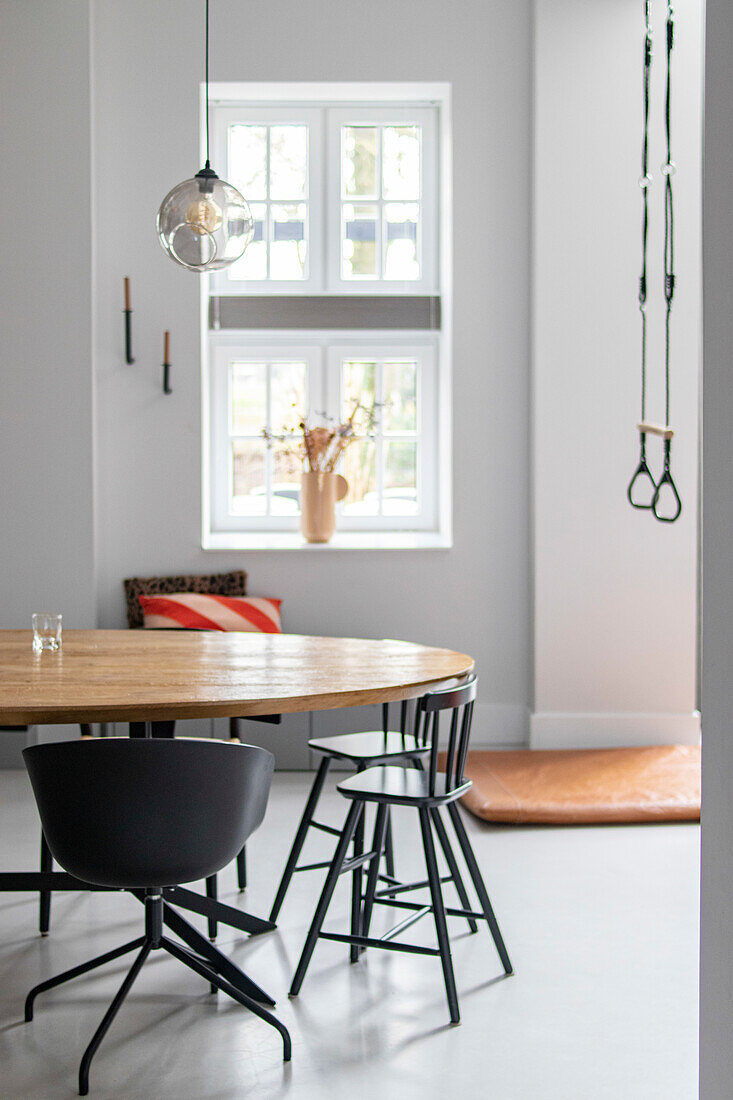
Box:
700;0;733;1092
90;0;534;747
0;0;96;628
532;0;702;748
0;1;97;765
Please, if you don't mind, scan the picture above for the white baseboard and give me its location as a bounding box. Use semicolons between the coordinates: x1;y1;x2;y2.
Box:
530;710;701;749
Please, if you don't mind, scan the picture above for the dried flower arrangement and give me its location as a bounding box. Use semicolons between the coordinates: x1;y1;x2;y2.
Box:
263;401;378;473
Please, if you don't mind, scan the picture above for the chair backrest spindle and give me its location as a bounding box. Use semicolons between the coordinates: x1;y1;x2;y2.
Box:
381;698;413;750
417;675;478;797
445;707;459;788
427;710;440;796
456;700;474;785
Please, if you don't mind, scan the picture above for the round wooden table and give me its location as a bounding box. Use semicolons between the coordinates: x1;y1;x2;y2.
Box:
0;629;474;1003
0;629;474;725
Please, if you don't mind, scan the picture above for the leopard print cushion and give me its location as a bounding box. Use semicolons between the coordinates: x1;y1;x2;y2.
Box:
123;570;248;628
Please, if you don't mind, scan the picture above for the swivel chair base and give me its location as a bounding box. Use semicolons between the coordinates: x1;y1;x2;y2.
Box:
25;893;291;1096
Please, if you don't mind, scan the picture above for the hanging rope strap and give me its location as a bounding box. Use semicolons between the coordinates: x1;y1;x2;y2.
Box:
627;0;657;510
651;0;682;523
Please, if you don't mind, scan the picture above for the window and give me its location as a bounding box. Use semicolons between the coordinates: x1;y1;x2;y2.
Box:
208;337;437;537
329;107;436;292
203;84;450;549
331;350;424;520
213;107;323;293
210;102;437;294
229;124;308;281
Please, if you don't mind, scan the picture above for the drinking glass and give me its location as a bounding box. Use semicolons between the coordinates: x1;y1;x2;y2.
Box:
32;613;62;653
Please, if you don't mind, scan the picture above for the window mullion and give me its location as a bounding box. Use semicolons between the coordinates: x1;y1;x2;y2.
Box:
377;127;384;279
322;107;330;292
376;359;384;516
265;126;271;280
228;438;235;517
265;364;273;515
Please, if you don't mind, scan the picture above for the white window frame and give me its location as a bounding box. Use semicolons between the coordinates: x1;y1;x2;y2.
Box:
209;341;322;533
208;91;439;295
327;106;437;294
204;332;441;542
211;106;324;295
201;84;453;551
325;343;436;531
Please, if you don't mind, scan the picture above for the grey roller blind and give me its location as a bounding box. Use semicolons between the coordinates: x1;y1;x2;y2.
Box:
210;296;441;331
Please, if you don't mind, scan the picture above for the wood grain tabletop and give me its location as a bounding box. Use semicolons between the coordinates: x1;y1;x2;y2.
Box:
0;630;474;725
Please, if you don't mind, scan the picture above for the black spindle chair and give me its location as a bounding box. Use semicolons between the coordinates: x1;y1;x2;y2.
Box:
289;675;513;1024
269;698;431;928
23;738;290;1096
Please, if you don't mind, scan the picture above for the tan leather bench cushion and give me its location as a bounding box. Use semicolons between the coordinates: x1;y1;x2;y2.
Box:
457;746;700;824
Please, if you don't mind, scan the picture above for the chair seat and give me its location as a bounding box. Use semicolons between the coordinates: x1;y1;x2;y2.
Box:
337;765;471;807
308;731;429;764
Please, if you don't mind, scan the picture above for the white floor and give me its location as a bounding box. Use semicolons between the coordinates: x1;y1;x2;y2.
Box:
0;770;699;1099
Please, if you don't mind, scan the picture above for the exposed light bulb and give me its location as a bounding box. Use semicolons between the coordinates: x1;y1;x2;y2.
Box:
185;196;222;233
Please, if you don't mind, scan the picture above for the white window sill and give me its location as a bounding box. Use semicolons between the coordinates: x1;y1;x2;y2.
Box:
203;530;452;551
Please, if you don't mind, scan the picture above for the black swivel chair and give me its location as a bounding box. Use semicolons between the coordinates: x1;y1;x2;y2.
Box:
23;738;291;1096
289;676;513;1024
38;717;254;940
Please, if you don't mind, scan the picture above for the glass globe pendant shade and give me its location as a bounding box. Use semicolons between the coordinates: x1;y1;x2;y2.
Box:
156;166;254;272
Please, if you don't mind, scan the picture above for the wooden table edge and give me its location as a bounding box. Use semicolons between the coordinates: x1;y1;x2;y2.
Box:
0;672;474;726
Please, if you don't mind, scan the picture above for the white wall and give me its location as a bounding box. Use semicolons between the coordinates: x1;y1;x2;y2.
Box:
532;0;702;747
700;0;733;1091
0;1;97;765
0;0;702;765
0;1;96;628
90;0;534;749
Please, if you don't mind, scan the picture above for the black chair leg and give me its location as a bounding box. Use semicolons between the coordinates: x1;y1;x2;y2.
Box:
25;936;146;1023
39;831;52;936
229;721;247;893
383;809;396;879
447;802;512;975
269;755;331;924
360;804;389;947
205;875;218;940
430;808;478;933
78;941;151;1095
157;899;276;1005
349;798;365;963
419;807;460;1024
162;936;291;1062
289;800;363;996
236;845;247;891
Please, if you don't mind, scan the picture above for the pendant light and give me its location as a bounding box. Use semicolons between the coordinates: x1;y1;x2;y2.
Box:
156;0;254;272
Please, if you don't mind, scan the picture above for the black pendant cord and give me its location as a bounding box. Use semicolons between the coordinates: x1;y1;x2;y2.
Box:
663;7;674;430
195;0;217;187
640;0;651;426
652;0;681;522
627;0;656;510
204;0;211;170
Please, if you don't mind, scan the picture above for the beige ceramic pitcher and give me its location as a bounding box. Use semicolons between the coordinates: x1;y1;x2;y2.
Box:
300;472;349;543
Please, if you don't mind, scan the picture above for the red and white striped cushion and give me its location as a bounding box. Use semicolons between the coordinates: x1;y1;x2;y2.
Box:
138;593;282;634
